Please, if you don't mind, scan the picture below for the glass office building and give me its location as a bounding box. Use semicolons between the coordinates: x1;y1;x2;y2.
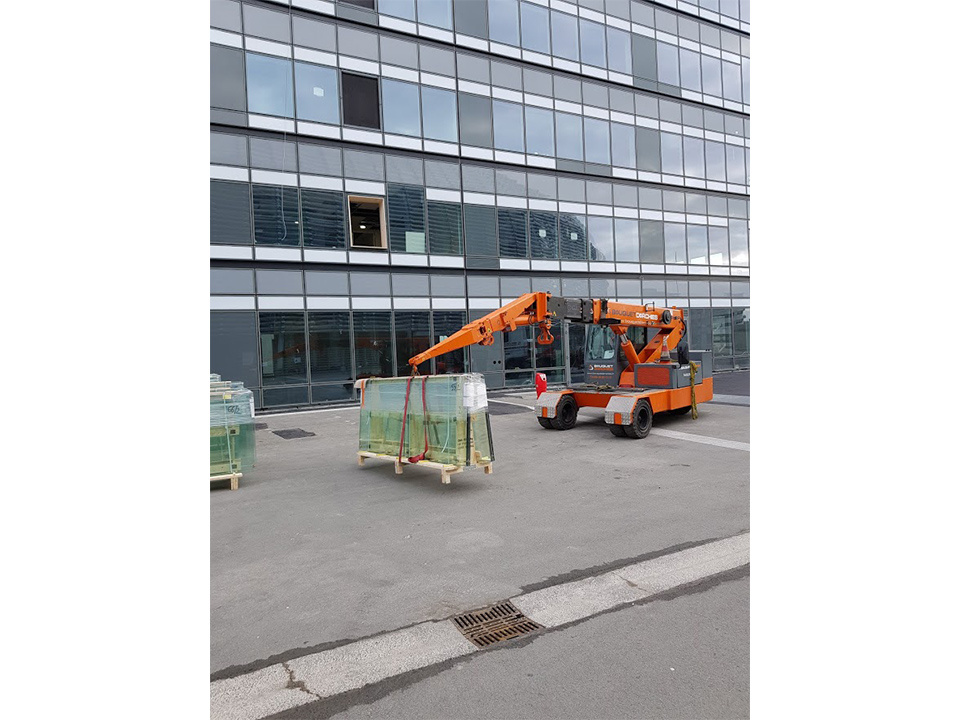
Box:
210;0;750;409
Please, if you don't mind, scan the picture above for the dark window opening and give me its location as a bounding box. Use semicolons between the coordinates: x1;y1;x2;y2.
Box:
349;196;385;248
341;72;381;129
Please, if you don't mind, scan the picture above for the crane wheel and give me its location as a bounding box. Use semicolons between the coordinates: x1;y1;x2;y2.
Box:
550;395;578;430
537;417;554;429
609;423;626;437
623;399;653;439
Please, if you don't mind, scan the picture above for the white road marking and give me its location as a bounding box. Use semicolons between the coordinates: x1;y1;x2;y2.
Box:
650;427;750;451
210;533;749;719
488;398;535;410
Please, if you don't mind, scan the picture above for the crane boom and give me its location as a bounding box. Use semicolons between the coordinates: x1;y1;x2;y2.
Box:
408;293;686;374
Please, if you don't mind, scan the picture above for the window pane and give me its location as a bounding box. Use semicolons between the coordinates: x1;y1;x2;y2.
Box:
489;0;520;45
660;133;684;176
551;11;579;62
656;42;679;85
294;62;339;125
259;312;307;385
729;219;749;266
559;213;587;260
463;205;498;257
520;2;550;53
610;123;636;170
702;55;722;96
529;211;558;259
535;317;563;369
722;61;742;102
709;226;729;265
705;141;726;181
341;73;380;129
301;189;345;248
493;100;525;152
212;311;259;390
556;113;583;161
308;312;352;385
640;219;665;263
664;222;686;263
381;79;421;137
679;48;701;91
587;216;614;261
742;57;750;105
614;218;639;263
459;93;493;147
726;145;746;184
387;184;426;253
417;0;452;29
580;19;606;68
504;326;533;369
246;53;294;118
497;208;529;258
683;136;705;178
380;0;416;21
687;225;708;264
433;311;468;373
395;311;431;376
733;306;749;358
525;106;555;157
211;45;246;111
211;181;252;245
583;118;611;165
712;309;733;357
637;127;661;172
421;86;458;143
427;201;463;255
606;26;631;74
353;312;393;378
252;185;300;246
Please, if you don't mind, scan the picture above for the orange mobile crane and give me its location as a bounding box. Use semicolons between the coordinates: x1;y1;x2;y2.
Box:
408;292;713;439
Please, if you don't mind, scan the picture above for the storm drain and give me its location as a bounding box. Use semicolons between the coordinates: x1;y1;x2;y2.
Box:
272;428;316;439
452;601;543;648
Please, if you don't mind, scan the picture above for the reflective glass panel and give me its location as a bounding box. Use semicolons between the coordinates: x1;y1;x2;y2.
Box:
489;0;521;45
729;219;749;266
722;61;742;102
382;79;421;137
705;141;726;181
525;106;555;157
639;219;665;263
520;2;550;53
294;62;339;124
726;145;746;184
246;53;294;118
679;48;701;92
606;26;631;74
427;202;463;255
656;42;680;85
556;113;583;161
497;208;529;258
259;312;306;385
421;86;458;143
583;118;611;165
683;136;705;178
614;218;639;263
709;226;729;265
660;133;684;176
417;0;453;29
353;312;394;378
702;55;722;96
587;216;614;261
580;18;606;68
529;211;558;259
395;311;431;376
611;123;636;169
687;225;708;264
308;312;352;384
493;100;525;152
664;222;686;263
559;213;587;260
551;11;579;62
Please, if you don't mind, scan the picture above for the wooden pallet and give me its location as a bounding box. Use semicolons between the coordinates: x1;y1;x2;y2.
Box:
357;451;492;484
210;472;243;491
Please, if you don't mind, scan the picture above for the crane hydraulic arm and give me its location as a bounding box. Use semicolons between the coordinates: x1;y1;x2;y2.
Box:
408;292;686;374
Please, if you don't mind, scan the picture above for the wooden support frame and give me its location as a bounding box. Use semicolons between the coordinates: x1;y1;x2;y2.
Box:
210;472;242;491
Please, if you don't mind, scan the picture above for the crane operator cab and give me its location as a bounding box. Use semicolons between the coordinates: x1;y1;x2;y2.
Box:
582;323;707;390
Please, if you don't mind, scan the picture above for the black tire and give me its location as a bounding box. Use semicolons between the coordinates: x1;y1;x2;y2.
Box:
550;395;578;430
623;399;653;439
537;416;554;429
608;423;626;437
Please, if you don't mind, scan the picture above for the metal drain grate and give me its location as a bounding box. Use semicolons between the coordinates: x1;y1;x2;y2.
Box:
452;601;543;648
272;428;316;439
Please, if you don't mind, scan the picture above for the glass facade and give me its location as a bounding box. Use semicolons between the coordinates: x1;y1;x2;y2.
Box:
210;0;750;408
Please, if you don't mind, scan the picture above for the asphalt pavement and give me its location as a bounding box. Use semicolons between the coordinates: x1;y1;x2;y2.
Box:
211;388;749;718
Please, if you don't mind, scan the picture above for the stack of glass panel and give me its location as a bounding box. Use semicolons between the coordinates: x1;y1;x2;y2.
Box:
210;378;256;476
358;374;494;466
